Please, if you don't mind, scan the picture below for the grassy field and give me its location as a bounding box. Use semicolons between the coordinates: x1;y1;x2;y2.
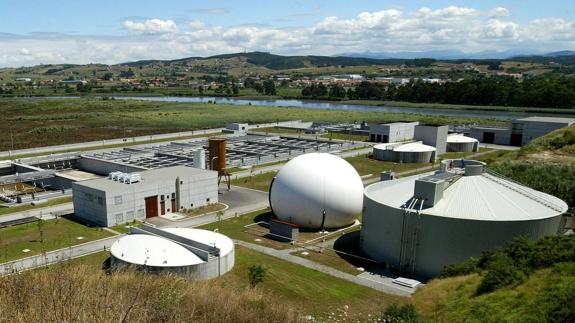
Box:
337;99;575;115
2;97;505;151
0;196;72;217
0;216;113;262
232;171;277;192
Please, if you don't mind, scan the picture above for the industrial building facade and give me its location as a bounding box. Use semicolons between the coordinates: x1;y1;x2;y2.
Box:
73;166;218;227
369;122;419;143
470;116;575;146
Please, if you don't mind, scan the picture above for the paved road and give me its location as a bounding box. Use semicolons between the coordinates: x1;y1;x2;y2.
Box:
235;240;414;297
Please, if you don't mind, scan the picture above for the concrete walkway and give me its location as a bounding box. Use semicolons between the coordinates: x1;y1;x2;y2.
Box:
235;240;414;297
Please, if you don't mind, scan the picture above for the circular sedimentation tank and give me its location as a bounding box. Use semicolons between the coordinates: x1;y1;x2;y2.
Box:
269;153;363;230
446;135;479;152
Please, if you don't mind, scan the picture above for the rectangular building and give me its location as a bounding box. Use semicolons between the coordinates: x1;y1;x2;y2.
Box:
512;117;575;146
369;122;419;143
414;124;448;155
73;166;218;227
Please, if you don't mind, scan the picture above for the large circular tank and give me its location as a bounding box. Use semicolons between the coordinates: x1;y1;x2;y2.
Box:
269;153;363;230
373;142;436;163
360;160;568;277
110;227;234;279
447;135;478;152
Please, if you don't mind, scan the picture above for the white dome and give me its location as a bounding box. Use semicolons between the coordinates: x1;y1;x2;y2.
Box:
269;153;363;229
447;135;478;143
394;142;436;152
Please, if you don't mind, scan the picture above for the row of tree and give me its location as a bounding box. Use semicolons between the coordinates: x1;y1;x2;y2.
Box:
301;78;575;108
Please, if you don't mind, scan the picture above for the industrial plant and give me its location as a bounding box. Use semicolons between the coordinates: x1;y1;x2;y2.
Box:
360;159;568;277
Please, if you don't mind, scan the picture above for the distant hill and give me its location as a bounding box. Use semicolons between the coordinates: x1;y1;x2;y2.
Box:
121;51;406;70
547;50;575;57
342;49;545;60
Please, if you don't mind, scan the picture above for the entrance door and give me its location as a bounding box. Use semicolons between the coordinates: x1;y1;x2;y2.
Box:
382;135;389;143
483;132;495;144
171;199;176;212
144;196;158;218
510;133;522;146
160;201;166;215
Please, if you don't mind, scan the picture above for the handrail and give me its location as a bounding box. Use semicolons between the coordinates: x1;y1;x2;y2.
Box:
484;169;565;212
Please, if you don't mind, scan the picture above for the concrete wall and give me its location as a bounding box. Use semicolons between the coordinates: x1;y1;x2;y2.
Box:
72;183;109;227
370;122;419;143
447;142;478;152
78;157;147;176
361;194;563;277
515;120;574;146
373;146;434;163
469;127;511;145
110;246;234;280
414;125;448;155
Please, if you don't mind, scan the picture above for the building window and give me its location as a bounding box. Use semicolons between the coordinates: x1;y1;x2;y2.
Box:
126;211;134;221
171;192;176;199
160;195;165;201
114;195;123;205
115;213;124;224
137;209;145;219
206;198;210;203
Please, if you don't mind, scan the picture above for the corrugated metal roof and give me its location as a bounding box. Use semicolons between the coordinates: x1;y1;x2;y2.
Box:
365;171;567;221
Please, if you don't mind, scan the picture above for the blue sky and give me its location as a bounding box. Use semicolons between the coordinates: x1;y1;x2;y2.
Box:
0;0;574;66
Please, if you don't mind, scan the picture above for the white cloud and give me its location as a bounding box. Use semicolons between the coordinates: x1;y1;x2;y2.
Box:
1;7;575;67
489;7;510;18
189;21;205;30
123;19;179;34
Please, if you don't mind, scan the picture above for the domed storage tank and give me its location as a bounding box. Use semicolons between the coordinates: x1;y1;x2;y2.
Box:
269;153;363;230
360;159;568;277
394;142;436;163
447;135;479;152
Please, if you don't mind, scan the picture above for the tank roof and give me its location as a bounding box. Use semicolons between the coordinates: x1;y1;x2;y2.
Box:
365;169;568;221
447;134;478;143
394;142;436;153
110;234;204;267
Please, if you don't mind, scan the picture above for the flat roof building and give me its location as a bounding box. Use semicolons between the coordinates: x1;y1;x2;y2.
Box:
369;122;419;143
73;166;218;227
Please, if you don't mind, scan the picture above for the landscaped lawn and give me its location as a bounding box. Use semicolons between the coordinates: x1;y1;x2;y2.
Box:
231;171;277;192
344;155;431;176
0;197;72;217
0;217;113;262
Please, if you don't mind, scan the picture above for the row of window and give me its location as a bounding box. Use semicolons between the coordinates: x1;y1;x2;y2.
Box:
114;209;145;224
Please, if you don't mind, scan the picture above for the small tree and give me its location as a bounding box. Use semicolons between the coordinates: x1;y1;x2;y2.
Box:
216;210;224;231
248;265;267;288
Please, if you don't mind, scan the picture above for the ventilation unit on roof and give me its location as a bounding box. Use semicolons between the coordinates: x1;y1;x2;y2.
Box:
108;172;141;184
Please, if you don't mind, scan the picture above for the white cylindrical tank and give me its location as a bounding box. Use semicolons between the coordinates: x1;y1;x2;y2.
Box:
193;149;206;169
269;153;363;230
447;135;479;152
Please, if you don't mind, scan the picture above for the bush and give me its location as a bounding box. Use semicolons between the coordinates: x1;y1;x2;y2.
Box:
248;265;267;288
382;303;420;323
440;257;479;277
476;254;527;294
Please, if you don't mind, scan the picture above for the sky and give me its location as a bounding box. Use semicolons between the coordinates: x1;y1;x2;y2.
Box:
0;0;574;67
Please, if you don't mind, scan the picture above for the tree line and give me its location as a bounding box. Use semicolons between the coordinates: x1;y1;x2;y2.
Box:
301;77;575;109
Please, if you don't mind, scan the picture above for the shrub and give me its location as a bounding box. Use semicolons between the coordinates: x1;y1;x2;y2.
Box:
476;254;527;294
248;265;267;288
382;303;420;323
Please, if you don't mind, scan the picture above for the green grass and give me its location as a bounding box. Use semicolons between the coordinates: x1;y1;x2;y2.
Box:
320;132;369;142
198;209;290;250
344;155;431;176
336;99;575;115
0;196;72;217
232;171;277;192
439;147;492;161
0;217;113;263
109;221;141;234
1;97;505;151
226;246;404;319
413;264;575;322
